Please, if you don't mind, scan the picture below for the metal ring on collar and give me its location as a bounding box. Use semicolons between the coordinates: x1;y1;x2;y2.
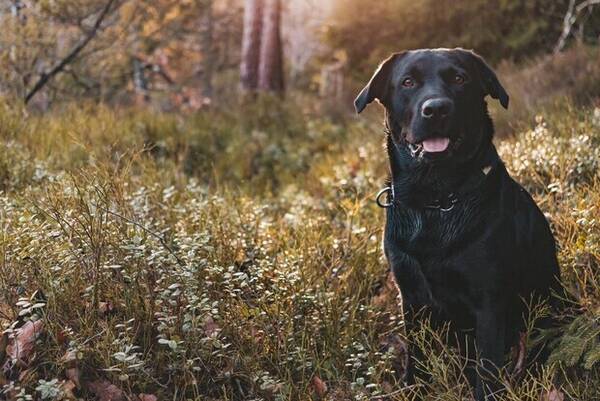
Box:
376;187;394;208
440;195;458;212
439;204;456;212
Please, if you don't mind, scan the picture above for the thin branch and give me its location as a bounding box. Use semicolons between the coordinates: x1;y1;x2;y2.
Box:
369;384;422;400
554;0;600;53
24;0;119;104
148;63;175;85
99;207;187;268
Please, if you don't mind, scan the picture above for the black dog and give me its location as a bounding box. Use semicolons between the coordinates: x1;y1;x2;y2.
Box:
355;48;561;400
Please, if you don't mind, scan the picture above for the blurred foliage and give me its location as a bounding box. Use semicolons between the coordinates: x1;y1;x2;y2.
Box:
489;45;600;134
325;0;600;78
0;98;599;399
1;0;599;111
0;0;242;107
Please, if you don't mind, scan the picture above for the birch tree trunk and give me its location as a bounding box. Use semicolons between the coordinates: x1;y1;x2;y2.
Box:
257;0;283;92
240;0;263;91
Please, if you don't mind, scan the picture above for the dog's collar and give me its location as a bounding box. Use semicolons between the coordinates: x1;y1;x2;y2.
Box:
376;164;494;211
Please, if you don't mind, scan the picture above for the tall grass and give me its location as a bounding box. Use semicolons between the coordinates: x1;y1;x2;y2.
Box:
492;45;600;135
0;98;598;400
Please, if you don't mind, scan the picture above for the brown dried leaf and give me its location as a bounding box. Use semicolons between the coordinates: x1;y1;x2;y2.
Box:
311;375;328;398
379;333;409;380
138;394;158;401
66;367;81;388
56;329;70;345
6;320;44;365
371;272;399;310
98;301;115;316
62;349;81;387
62;379;77;399
88;380;125;401
62;349;77;366
381;381;393;394
542;388;565;401
203;316;220;337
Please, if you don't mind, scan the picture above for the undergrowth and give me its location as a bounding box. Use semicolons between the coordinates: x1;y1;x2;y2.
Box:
0;98;598;400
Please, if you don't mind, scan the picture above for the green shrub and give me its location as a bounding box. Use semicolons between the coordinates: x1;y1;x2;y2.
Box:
0;101;598;400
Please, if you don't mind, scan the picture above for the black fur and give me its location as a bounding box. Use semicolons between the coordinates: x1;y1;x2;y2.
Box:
356;48;561;400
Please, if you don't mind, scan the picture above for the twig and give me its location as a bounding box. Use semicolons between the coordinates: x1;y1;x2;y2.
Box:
24;0;119;104
554;0;600;53
81;328;107;346
369;384;422;400
100;207;186;268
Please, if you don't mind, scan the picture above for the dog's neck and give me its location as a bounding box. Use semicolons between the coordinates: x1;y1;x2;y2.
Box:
384;118;499;209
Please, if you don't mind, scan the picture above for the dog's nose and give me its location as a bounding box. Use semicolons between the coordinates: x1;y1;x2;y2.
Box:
421;98;453;120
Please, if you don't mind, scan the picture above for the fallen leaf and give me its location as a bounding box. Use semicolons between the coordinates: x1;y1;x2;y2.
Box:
5;320;44;366
542;388;565;401
66;367;81;388
62;349;78;365
98;301;115;316
379;334;409;381
88;380;125;401
371;272;399;310
311;375;328;398
62;379;77;399
61;349;81;387
56;329;70;345
381;381;393;394
203;316;220;337
138;394;158;401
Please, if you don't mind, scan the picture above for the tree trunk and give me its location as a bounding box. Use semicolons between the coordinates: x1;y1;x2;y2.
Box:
554;0;600;53
133;57;150;104
257;0;283;92
240;0;263;91
200;0;214;98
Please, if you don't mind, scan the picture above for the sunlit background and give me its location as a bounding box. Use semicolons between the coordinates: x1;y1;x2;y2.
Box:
1;0;599;126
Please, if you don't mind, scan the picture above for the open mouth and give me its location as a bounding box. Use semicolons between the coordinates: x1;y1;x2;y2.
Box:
408;136;451;158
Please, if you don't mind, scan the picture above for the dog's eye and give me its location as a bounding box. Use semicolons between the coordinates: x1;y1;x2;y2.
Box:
454;74;466;85
401;77;415;88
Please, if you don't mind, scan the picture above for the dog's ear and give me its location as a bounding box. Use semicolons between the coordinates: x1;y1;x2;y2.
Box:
354;52;404;114
459;49;509;109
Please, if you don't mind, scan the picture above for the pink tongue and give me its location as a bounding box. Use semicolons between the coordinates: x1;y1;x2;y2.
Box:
422;137;450;153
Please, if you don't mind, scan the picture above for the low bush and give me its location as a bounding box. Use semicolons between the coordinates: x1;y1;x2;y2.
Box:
0;99;598;400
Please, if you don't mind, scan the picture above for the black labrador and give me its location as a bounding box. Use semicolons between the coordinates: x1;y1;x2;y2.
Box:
355;48;561;400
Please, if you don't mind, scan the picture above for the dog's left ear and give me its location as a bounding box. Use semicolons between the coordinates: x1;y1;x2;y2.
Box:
459;49;509;109
354;52;405;114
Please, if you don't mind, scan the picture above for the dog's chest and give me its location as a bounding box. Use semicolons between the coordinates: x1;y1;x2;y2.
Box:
387;201;483;252
387;205;493;321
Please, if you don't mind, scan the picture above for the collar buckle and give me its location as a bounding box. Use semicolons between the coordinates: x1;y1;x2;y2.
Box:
425;193;458;212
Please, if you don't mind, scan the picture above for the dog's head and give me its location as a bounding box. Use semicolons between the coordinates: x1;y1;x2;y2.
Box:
355;48;508;164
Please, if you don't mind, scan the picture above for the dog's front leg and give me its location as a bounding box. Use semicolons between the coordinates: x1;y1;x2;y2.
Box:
475;301;506;401
386;248;433;318
385;248;433;387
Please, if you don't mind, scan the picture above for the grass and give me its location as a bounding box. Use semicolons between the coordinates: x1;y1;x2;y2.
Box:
492;45;600;136
0;97;599;400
